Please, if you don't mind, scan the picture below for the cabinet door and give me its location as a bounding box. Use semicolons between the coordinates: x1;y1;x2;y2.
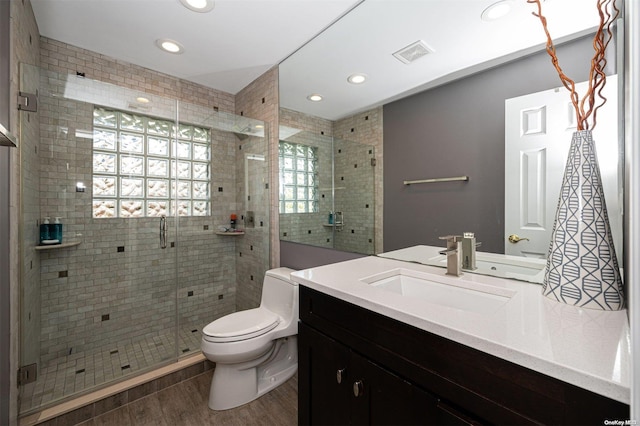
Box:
299;322;351;425
350;351;442;425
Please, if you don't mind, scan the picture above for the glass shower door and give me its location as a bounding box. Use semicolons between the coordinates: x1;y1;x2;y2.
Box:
332;137;375;254
18;65;270;416
18;64;180;414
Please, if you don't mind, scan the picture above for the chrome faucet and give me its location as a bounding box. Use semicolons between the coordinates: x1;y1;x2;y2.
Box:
438;235;463;276
461;232;481;271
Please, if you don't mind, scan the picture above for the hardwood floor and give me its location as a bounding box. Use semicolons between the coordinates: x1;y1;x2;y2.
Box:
76;370;298;426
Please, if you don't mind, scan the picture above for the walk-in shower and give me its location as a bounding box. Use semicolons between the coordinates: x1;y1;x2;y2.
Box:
17;64;270;414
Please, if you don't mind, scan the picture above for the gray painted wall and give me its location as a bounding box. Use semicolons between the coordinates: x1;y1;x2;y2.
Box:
383;35;596;253
280;240;364;271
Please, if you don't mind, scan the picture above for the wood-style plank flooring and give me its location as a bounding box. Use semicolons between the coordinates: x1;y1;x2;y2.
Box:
77;370;297;426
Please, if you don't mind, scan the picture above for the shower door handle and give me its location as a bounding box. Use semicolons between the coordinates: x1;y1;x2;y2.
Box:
160;215;167;249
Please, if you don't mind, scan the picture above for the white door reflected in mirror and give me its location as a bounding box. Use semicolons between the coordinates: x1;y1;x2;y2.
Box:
504;76;622;259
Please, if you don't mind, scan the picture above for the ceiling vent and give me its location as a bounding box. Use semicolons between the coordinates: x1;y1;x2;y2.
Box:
392;40;435;65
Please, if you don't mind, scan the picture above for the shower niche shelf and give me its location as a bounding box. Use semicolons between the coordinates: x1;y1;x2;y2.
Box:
215;231;245;236
35;241;81;251
322;223;343;229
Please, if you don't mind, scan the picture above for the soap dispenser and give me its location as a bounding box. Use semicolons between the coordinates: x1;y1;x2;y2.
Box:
39;217;51;244
53;217;63;243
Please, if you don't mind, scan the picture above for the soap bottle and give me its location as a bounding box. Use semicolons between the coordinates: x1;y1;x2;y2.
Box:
53;217;63;243
230;213;237;230
39;217;51;244
328;211;333;225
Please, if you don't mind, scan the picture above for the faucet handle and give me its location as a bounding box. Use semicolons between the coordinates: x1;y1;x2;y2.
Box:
439;235;462;242
462;232;481;248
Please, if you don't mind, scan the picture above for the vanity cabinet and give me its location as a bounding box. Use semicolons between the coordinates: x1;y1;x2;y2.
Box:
298;286;629;425
299;323;471;425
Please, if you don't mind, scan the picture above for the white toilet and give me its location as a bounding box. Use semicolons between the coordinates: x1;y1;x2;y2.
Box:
201;267;298;411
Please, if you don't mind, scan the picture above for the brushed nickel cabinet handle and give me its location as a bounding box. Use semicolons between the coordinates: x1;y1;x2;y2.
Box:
353;380;364;397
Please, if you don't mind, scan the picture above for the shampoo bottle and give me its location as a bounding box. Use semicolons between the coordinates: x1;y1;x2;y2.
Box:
53;217;63;243
39;217;51;244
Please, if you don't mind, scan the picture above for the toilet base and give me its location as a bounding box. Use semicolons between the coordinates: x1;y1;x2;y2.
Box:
208;336;298;411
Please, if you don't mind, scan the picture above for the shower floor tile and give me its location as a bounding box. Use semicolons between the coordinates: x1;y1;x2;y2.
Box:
20;326;203;414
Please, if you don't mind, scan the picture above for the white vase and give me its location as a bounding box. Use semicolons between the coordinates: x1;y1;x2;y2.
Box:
542;130;624;310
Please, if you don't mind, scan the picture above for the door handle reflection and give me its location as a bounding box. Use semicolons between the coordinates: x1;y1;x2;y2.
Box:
508;234;530;243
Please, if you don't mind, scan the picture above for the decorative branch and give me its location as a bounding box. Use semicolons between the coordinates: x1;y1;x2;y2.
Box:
527;0;619;131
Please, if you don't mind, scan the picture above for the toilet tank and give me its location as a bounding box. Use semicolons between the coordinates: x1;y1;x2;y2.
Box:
261;267;298;321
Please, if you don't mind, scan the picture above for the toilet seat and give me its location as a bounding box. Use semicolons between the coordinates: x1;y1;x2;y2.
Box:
203;308;280;343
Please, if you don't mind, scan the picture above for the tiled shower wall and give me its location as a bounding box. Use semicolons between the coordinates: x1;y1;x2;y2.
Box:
334;108;383;254
235;67;279;311
278;107;383;255
35;67;241;363
332;137;376;254
278;130;334;249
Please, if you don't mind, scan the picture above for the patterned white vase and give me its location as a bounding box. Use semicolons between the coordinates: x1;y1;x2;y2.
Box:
542;130;624;310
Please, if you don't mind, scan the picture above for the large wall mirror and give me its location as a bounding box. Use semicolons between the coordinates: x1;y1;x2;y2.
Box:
278;0;624;268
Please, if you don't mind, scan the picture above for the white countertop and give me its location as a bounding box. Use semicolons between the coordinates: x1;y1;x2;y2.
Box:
291;254;630;404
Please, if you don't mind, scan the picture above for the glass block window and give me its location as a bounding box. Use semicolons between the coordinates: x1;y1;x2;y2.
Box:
279;141;319;213
92;107;211;218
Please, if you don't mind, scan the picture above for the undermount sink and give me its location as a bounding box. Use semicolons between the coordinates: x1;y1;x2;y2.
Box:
361;268;516;315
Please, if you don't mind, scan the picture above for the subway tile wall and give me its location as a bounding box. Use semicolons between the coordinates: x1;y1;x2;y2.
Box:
279;130;334;249
333;138;376;254
278;108;334;250
334;108;384;254
278;107;383;255
35;68;241;364
39;38;235;113
235;67;279;310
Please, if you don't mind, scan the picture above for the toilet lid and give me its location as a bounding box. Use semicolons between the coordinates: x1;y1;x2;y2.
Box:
202;308;280;342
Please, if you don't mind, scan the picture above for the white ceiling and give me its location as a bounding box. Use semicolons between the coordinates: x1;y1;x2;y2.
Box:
31;0;361;94
31;0;601;121
280;0;601;120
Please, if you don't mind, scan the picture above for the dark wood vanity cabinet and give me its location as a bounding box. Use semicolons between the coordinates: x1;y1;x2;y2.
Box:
298;286;629;425
299;323;469;425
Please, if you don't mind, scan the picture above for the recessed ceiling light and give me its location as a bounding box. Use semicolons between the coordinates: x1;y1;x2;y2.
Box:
481;0;512;22
347;73;367;84
156;38;184;54
179;0;215;13
307;94;323;102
